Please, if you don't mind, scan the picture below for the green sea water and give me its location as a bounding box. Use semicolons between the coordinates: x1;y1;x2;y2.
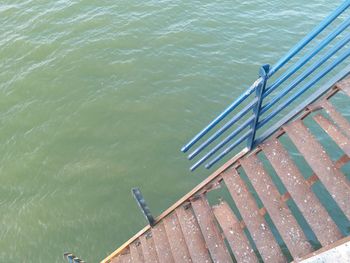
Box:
0;1;347;262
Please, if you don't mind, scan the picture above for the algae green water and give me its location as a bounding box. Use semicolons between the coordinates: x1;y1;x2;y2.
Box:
0;1;346;262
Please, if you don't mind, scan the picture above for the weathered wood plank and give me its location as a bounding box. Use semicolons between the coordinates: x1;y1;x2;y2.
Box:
262;139;343;246
152;222;175;263
213;200;259;263
175;205;212;263
222;167;286;262
191;196;233;263
163;212;192;263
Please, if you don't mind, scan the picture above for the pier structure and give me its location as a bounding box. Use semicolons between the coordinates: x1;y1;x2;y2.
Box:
100;2;350;262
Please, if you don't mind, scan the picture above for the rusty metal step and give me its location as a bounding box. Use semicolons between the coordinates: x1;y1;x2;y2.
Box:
212;200;259;263
222;167;286;262
175;205;212;263
110;256;120;263
163;212;192;263
130;241;144;263
151;222;175;263
117;253;131;263
321;100;350;138
336;77;350;97
284;120;350;220
261;139;343;246
313;114;350;157
191;196;232;263
240;154;313;259
139;234;159;263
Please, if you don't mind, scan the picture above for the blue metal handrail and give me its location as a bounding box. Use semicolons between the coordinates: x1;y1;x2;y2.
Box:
181;1;350;171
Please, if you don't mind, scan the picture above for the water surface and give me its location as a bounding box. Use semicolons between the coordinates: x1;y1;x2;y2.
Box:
0;1;345;262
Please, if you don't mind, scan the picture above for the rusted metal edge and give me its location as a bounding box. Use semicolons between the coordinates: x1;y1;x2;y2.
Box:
101;73;349;263
292;236;350;263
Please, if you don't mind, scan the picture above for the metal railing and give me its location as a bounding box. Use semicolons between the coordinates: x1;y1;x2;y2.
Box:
181;1;350;171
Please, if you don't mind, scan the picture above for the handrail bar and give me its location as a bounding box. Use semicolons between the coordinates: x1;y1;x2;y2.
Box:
268;0;350;76
181;1;350;171
188;98;258;160
254;63;350;146
205;129;252;169
181;83;258;153
264;16;350;98
181;1;350;154
206;48;350;168
190;115;255;171
261;33;350;115
258;48;350;129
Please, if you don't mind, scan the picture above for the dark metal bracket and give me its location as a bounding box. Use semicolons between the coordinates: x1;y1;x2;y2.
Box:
63;252;86;263
131;188;155;227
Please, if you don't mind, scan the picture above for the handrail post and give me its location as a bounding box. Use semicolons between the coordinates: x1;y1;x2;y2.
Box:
247;64;270;150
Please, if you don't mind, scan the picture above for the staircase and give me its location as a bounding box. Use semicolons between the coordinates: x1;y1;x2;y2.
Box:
101;2;350;263
103;73;350;263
